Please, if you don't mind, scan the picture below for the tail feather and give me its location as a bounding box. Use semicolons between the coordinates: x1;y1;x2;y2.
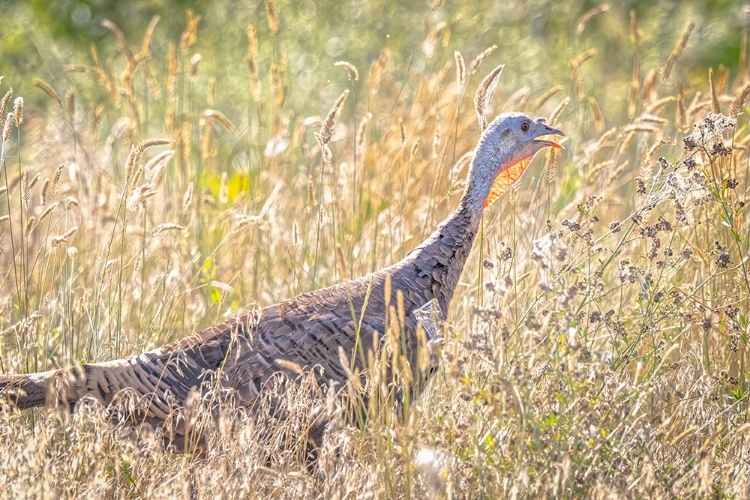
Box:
0;318;246;421
0;371;55;409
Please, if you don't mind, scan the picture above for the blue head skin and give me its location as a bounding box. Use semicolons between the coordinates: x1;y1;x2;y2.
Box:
463;112;564;217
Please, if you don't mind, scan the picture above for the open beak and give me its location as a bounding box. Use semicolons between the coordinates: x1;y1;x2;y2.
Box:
533;124;565;149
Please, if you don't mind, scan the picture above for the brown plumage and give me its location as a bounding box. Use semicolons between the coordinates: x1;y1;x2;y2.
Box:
0;113;563;448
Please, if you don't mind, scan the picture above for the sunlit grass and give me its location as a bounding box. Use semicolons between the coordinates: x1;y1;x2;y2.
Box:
2;1;750;497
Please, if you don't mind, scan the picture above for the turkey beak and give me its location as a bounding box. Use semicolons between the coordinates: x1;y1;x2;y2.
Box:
533;124;565;149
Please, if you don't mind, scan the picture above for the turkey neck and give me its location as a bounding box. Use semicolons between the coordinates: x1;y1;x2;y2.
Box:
394;187;484;322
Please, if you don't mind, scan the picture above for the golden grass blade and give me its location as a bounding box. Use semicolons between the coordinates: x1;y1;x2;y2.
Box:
454;51;466;93
663;22;695;81
709;68;721;114
334;61;359;82
473;64;504;131
731;82;750;116
319;89;349;146
469;45;497;75
576;4;609;34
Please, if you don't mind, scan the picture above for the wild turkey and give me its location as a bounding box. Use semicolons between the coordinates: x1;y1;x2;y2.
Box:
0;112;563;449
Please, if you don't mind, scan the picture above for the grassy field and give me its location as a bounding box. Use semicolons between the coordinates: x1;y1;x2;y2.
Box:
2;0;750;497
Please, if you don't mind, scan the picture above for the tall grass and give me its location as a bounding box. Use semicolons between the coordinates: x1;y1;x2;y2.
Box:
1;1;750;497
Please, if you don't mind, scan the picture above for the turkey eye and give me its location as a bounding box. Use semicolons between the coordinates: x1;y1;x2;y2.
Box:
520;121;530;133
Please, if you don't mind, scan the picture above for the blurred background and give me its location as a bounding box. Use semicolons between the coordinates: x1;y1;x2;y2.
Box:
1;0;745;117
2;2;750;496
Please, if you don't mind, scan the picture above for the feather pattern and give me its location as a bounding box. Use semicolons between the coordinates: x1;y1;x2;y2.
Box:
1;113;563;444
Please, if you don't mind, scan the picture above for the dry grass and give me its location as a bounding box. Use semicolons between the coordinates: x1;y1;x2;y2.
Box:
1;3;750;498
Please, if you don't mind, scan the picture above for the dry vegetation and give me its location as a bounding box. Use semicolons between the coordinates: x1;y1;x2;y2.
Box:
2;2;750;498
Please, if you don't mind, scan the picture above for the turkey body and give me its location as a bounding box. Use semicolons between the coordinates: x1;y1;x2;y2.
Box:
0;202;475;433
0;112;563;450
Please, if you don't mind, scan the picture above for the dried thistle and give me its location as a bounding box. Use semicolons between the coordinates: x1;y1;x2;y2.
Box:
319;89;349;146
454;51;466;93
473;64;504;131
663;22;695;82
335;61;359;82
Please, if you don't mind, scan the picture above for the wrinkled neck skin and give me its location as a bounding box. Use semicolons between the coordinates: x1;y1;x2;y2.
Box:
392;145;507;320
